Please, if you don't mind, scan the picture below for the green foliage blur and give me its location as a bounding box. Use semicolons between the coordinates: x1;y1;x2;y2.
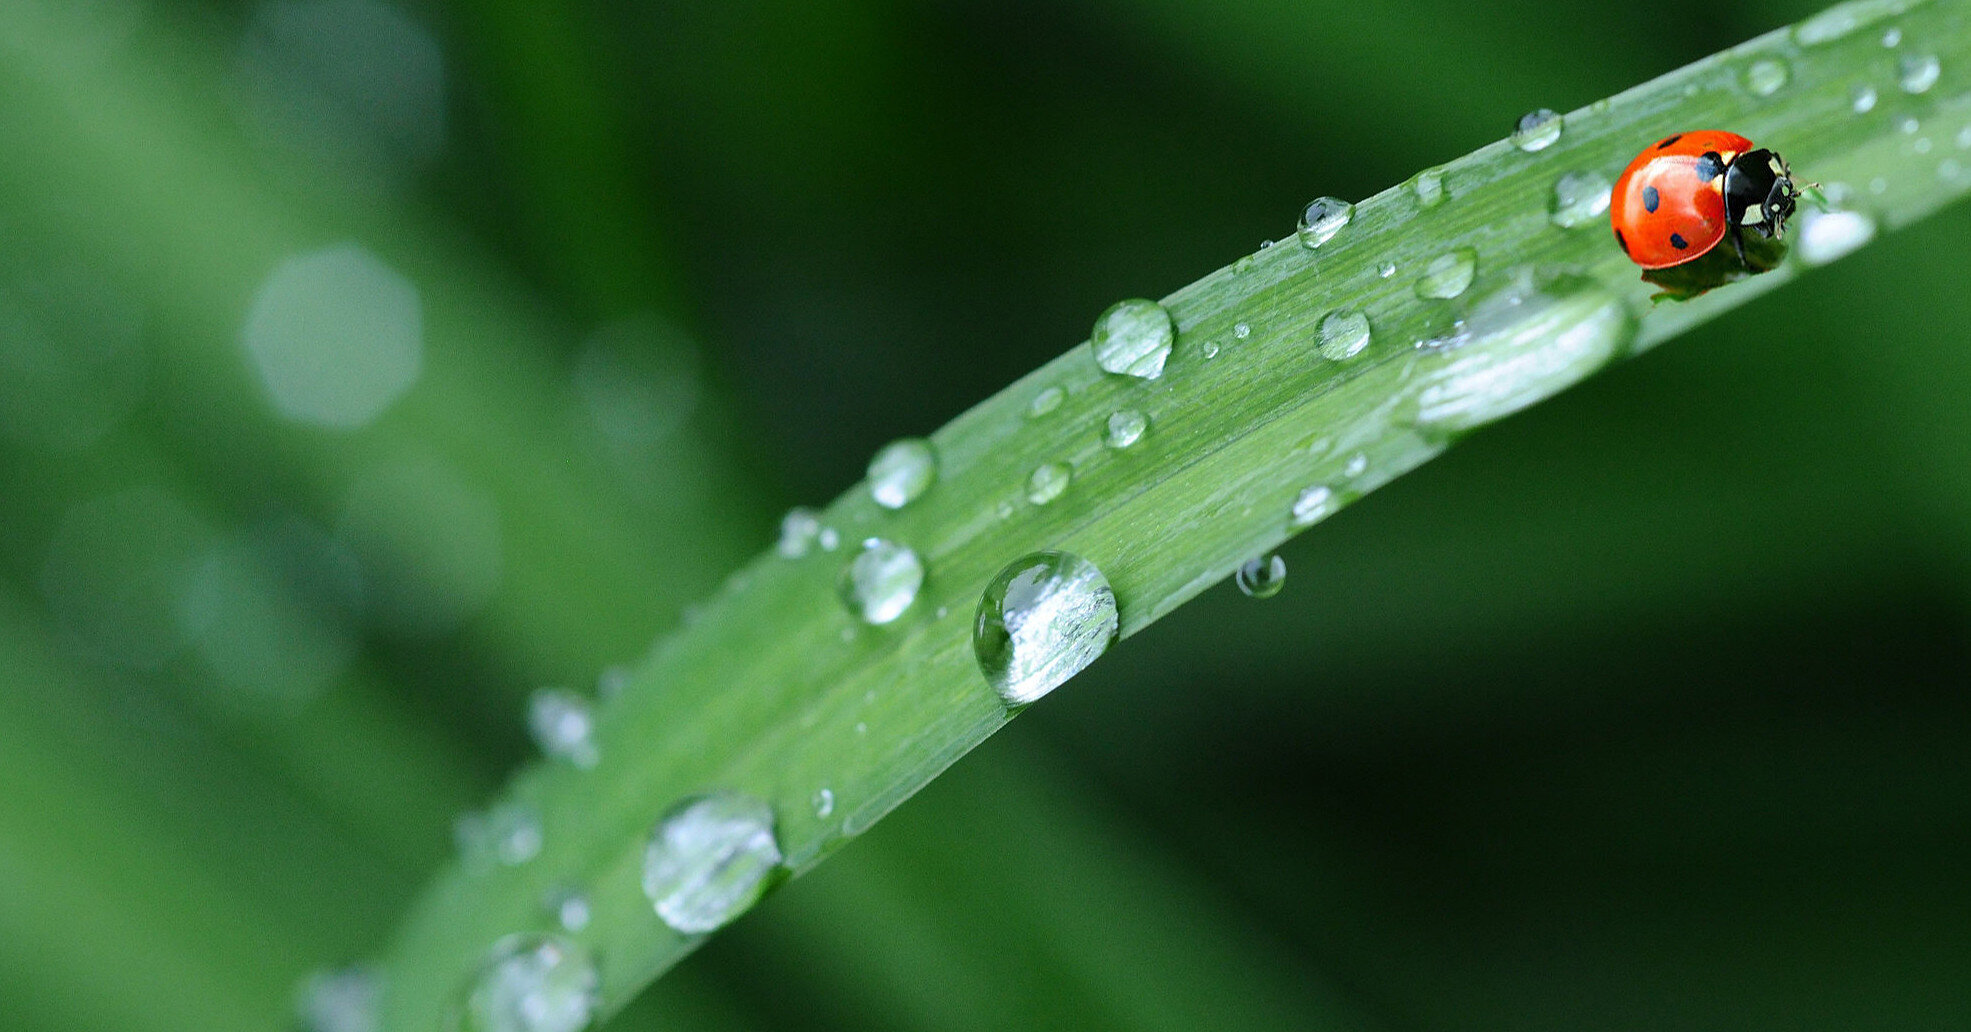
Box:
5;0;1971;1029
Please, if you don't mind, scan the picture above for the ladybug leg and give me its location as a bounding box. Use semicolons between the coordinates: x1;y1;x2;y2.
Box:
1729;223;1748;268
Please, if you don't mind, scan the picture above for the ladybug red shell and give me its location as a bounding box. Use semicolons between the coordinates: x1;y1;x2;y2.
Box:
1611;131;1801;269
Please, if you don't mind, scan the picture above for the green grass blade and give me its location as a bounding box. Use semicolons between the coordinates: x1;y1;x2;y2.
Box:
375;0;1971;1024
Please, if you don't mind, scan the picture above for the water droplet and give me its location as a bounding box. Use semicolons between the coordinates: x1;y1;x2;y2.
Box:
1796;209;1878;265
1899;53;1941;93
818;527;841;551
642;792;782;934
1957;125;1971;149
1510;108;1563;152
1378;261;1397;279
1915;136;1934;154
1870;176;1890;194
1883;26;1903;46
1103;410;1149;450
455;801;543;866
1744;58;1789;96
458;935;598;1032
1027;386;1065;418
528;689;599;769
1233;322;1252;340
1234;555;1287;599
775;507;823;558
1407;276;1635;433
1201;340;1221;359
297;966;381;1032
973;551;1119;706
1853;84;1879;112
1941;157;1966;182
1290;486;1337;528
1899;115;1922;134
1090;298;1175;380
1413;167;1447;207
866;438;937;510
1549;170;1612;228
1415;248;1477;299
1296;197;1353;249
812;788;835;818
837;538;924;625
1344;453;1370;477
1232;254;1257;275
1316;309;1372;361
1026;462;1072;505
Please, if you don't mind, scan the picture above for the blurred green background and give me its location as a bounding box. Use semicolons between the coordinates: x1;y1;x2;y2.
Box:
4;0;1970;1029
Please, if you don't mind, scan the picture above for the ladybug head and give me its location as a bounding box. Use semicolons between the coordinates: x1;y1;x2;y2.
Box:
1724;149;1800;238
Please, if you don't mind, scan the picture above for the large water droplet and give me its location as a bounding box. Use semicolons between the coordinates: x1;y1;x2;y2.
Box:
1549;170;1612;228
297;966;381;1032
1511;109;1563;152
866;438;937;510
1316;309;1372;361
1290;486;1337;528
974;551;1119;705
1744;58;1790;96
1296;197;1353;249
1899;53;1941;93
528;689;599;770
837;538;924;625
775;507;823;558
642;793;782;934
458;935;598;1032
1103;410;1148;450
1091;299;1174;380
1414;248;1477;299
1796;208;1878;265
1027;386;1065;418
1413;167;1447;207
1407;277;1636;433
1026;463;1072;505
1853;84;1879;112
1235;555;1287;599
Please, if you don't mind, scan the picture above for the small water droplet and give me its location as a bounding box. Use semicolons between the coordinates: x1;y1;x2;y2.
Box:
1234;555;1287;599
1852;84;1879;112
528;689;599;770
1870;176;1889;194
1316;309;1372;361
1378;261;1397;278
456;802;543;866
1915;136;1934;154
1091;299;1175;379
1744;58;1789;96
1026;463;1072;505
1296;197;1353;249
1104;410;1149;449
1415;248;1477;299
812;788;835;818
1233;322;1252;340
1957;125;1971;149
1201;340;1221;359
1899;115;1921;134
1407;276;1635;433
1941;157;1966;181
1883;26;1903;46
974;551;1119;706
837;538;924;625
1290;486;1336;528
459;935;598;1032
1899;53;1941;93
596;665;629;699
1344;453;1369;477
297;966;381;1032
1549;170;1612;228
776;508;822;558
642;792;782;934
867;438;937;510
1027;386;1065;418
1511;108;1563;152
817;527;841;551
548;889;591;933
1413;167;1447;207
1796;208;1878;265
1232;254;1257;275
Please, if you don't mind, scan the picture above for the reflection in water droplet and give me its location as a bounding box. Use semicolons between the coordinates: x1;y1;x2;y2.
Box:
1103;410;1148;450
1415;248;1477;299
1090;299;1175;379
1853;84;1879;112
1899;53;1941;93
1744;58;1789;96
297;965;381;1032
1316;310;1372;361
1201;340;1221;359
1796;209;1878;265
1414;167;1446;207
1233;322;1252;340
812;788;835;818
242;244;422;429
1296;197;1353;249
1235;555;1287;599
1344;453;1370;477
459;934;598;1032
1407;277;1636;433
974;551;1119;706
642;792;782;934
1290;486;1337;528
1549;170;1612;228
776;507;823;558
1883;26;1903;46
1511;109;1563;152
528;689;599;769
1026;463;1072;505
1027;386;1065;418
837;539;924;625
867;438;937;510
1378;261;1397;279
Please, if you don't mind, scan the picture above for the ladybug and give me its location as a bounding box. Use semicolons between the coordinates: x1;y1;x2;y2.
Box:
1610;131;1802;269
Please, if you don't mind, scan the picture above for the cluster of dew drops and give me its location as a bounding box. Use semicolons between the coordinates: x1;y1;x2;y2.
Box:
299;12;1958;1028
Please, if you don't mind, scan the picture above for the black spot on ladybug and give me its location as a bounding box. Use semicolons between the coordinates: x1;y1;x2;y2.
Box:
1670;232;1689;250
1642;186;1660;213
1615;228;1631;255
1694;152;1725;181
1656;134;1683;149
